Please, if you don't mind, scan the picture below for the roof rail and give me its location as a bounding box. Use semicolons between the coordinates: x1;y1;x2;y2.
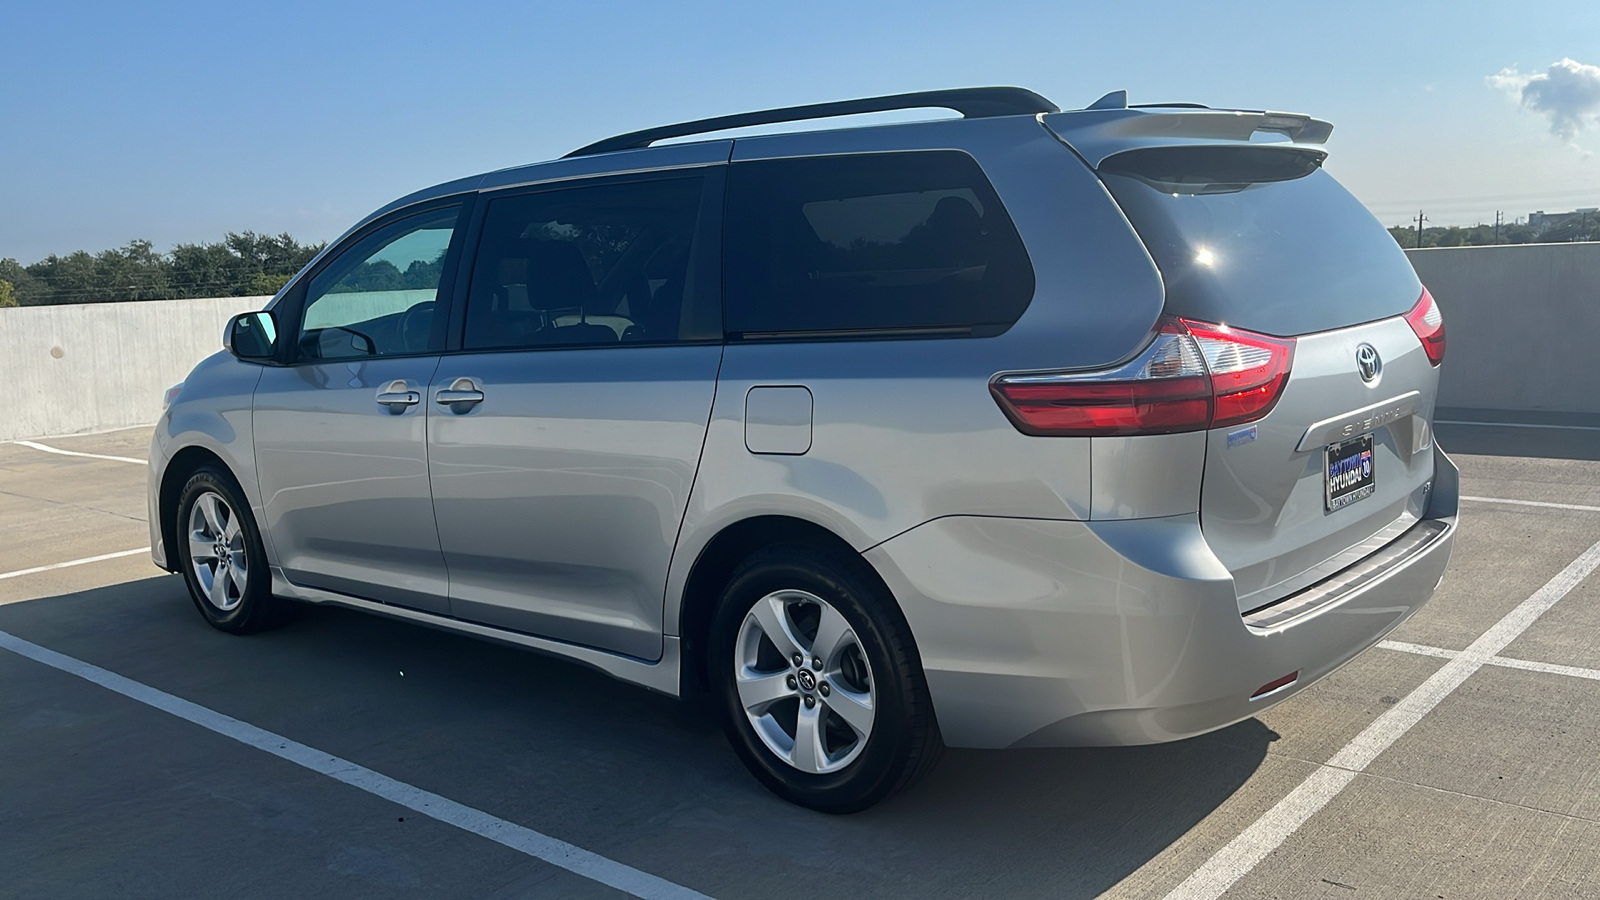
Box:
564;87;1059;158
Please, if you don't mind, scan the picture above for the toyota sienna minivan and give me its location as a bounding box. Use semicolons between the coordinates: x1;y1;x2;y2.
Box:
150;87;1457;812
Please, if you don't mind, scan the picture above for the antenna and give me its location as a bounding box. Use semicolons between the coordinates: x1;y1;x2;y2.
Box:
1086;90;1128;110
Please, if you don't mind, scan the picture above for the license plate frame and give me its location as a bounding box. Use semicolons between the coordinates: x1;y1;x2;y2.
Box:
1325;433;1375;512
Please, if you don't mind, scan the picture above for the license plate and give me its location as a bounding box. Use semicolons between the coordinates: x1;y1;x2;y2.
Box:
1325;434;1375;511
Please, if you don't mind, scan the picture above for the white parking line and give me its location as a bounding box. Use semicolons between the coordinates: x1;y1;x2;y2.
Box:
0;548;151;581
1380;639;1600;682
1374;639;1456;660
1462;495;1600;514
0;630;712;900
1163;538;1600;900
11;440;147;465
1436;419;1600;432
1482;655;1600;682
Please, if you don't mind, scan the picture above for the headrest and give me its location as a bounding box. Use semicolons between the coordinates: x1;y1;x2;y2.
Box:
525;241;596;309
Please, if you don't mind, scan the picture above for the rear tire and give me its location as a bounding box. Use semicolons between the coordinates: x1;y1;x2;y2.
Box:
710;544;942;813
174;466;294;634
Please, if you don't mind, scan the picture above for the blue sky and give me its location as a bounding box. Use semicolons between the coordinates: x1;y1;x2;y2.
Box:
2;0;1597;263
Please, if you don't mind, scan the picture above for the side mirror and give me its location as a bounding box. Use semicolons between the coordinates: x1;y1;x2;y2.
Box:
226;311;278;360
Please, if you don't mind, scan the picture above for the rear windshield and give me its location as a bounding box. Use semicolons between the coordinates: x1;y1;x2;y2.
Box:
1101;149;1420;337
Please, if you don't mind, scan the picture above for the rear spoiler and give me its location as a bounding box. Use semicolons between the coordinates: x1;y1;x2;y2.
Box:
1043;92;1333;169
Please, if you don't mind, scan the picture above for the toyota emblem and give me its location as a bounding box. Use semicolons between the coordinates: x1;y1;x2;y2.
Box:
1355;343;1381;383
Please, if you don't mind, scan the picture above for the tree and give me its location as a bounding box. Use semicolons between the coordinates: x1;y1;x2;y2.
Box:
8;232;325;305
226;231;320;276
169;240;246;299
1542;214;1599;243
248;272;293;296
1386;222;1548;249
98;239;172;301
0;279;16;308
0;258;47;305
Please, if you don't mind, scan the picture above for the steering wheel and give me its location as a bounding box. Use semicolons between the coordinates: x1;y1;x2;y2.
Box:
400;302;435;352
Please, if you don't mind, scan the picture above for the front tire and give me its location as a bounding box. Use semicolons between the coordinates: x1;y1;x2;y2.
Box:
174;466;292;634
710;545;942;813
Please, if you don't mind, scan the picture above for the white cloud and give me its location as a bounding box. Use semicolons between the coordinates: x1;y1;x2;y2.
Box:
1489;58;1600;142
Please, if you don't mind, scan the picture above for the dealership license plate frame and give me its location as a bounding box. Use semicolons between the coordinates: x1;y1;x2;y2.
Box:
1325;433;1376;512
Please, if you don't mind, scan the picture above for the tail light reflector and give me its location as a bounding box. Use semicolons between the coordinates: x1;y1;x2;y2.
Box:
1404;287;1445;366
1251;671;1300;699
991;317;1295;437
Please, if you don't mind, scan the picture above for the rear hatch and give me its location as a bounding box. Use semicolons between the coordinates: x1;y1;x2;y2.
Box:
1045;108;1442;613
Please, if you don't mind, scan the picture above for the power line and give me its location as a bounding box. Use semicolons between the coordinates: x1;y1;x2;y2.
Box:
5;274;298;302
1363;189;1600;207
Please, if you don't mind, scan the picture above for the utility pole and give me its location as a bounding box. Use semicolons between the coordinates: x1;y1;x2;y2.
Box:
1414;210;1428;249
1494;211;1503;244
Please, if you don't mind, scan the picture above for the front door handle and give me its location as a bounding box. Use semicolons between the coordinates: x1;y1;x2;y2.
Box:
376;381;420;408
436;377;485;407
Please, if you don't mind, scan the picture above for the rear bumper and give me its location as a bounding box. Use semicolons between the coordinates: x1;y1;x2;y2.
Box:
864;445;1459;749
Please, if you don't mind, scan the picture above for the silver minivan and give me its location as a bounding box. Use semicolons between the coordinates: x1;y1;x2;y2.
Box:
149;87;1457;812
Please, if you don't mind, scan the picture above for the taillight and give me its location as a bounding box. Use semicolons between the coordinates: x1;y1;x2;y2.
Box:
1404;287;1445;366
1186;321;1296;427
991;317;1296;437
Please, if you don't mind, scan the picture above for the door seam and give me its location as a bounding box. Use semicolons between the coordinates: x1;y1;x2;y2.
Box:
419;355;452;613
660;344;727;645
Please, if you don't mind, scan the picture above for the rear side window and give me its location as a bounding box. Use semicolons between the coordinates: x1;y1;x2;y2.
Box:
1101;147;1421;337
724;151;1034;338
463;176;707;351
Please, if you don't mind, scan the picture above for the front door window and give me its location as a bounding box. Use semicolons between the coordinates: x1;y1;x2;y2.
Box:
298;208;458;359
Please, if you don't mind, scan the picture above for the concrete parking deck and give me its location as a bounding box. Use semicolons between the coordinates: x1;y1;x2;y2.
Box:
3;423;1599;899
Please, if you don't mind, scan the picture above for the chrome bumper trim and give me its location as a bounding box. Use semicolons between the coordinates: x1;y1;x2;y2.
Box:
1242;517;1451;630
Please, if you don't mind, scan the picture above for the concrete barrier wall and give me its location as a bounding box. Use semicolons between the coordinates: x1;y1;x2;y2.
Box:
1406;243;1600;415
0;242;1594;441
0;296;269;442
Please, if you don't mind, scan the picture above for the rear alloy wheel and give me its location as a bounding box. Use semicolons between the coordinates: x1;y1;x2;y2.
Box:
712;545;942;813
735;589;877;774
175;467;293;634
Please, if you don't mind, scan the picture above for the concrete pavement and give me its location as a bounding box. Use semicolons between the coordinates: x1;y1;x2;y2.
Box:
2;423;1599;898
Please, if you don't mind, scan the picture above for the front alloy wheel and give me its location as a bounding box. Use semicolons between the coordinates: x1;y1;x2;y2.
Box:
174;466;293;634
187;491;248;612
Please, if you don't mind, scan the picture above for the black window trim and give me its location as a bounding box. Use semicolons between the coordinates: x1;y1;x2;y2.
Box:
444;165;726;357
273;196;475;367
719;148;1036;345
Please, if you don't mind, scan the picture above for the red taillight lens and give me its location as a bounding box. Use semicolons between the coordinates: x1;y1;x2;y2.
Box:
991;319;1212;436
991;317;1296;437
1404;287;1445;366
1186;321;1296;427
993;377;1213;436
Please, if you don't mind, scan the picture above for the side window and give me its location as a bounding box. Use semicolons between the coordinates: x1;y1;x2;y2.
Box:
463;177;706;351
298;207;460;360
724;151;1034;338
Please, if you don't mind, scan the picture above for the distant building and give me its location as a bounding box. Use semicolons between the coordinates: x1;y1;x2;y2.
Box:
1528;208;1598;235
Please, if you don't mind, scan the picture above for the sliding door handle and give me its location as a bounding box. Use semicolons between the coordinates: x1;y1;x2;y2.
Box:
436;377;485;407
